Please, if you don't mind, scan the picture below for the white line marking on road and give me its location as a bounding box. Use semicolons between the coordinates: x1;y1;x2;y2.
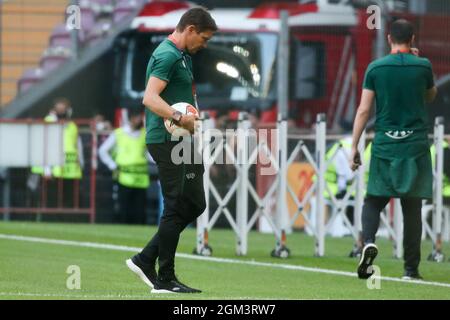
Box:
1;234;449;289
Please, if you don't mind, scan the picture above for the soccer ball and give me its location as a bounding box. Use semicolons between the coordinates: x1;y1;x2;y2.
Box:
164;102;199;137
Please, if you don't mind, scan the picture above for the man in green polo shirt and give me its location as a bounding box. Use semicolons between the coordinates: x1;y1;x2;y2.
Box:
125;7;217;294
350;19;437;280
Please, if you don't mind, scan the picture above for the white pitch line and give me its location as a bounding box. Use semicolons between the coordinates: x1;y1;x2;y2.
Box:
0;292;152;299
0;292;284;300
1;234;449;289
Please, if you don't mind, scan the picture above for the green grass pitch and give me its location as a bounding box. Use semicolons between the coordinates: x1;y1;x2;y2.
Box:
0;221;449;300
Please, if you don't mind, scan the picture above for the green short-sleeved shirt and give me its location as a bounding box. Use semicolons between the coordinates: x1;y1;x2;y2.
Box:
145;39;195;144
363;53;435;198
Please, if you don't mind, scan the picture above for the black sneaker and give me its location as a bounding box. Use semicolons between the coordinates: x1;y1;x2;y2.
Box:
402;270;423;280
357;243;378;279
349;245;362;258
151;277;202;294
126;255;157;289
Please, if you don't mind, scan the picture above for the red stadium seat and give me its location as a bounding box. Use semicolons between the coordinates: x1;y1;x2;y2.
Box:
17;68;45;93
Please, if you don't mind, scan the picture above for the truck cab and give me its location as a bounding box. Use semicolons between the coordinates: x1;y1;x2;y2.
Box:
111;0;450;131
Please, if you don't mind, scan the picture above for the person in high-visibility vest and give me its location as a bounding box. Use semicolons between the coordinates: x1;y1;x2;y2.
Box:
99;108;150;224
29;98;83;208
430;140;450;198
443;139;450;200
317;136;373;239
325;136;355;199
324;136;355;237
419;140;450;246
31;98;83;179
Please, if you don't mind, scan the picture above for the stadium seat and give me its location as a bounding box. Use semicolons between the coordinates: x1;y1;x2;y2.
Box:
11;0;145;101
17;68;45;93
86;20;112;46
40;47;73;74
90;0;114;5
78;1;97;32
113;0;144;24
80;0;114;16
49;24;86;48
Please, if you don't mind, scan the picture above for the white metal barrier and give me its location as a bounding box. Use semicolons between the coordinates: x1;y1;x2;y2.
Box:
281;114;328;256
194;113;448;261
194;111;283;256
195;113;327;257
320;131;366;247
423;117;447;262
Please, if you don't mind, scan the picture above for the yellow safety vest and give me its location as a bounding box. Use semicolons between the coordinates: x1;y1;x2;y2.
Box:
114;127;149;189
322;140;372;198
31;116;82;179
430;141;450;197
324;139;353;197
52;121;82;179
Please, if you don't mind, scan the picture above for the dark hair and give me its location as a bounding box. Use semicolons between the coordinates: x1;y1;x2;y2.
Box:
128;108;143;119
176;7;218;33
53;97;71;108
390;19;414;44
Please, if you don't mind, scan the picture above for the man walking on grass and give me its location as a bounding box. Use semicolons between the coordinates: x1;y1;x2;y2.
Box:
350;19;437;280
126;7;217;294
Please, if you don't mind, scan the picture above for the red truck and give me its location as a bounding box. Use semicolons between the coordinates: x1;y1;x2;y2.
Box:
112;0;450;130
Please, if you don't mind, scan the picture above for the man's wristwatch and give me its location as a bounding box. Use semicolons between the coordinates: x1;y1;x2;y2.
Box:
171;111;183;125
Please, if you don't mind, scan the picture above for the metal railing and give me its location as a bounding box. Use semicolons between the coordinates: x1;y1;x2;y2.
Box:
0;118;97;222
194;113;448;261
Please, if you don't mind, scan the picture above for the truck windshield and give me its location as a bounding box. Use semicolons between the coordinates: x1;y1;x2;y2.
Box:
126;32;278;111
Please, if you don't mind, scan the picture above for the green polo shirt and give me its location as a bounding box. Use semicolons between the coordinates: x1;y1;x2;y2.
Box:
363;53;435;198
145;39;196;144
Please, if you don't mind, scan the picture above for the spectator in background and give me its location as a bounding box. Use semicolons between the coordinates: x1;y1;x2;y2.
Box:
50;98;84;180
444;137;450;205
93;112;112;134
214;109;230;130
98;108;150;224
433;137;450;203
324;135;355;238
29;98;84;208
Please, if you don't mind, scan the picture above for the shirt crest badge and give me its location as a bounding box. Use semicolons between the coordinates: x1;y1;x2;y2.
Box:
385;130;413;140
